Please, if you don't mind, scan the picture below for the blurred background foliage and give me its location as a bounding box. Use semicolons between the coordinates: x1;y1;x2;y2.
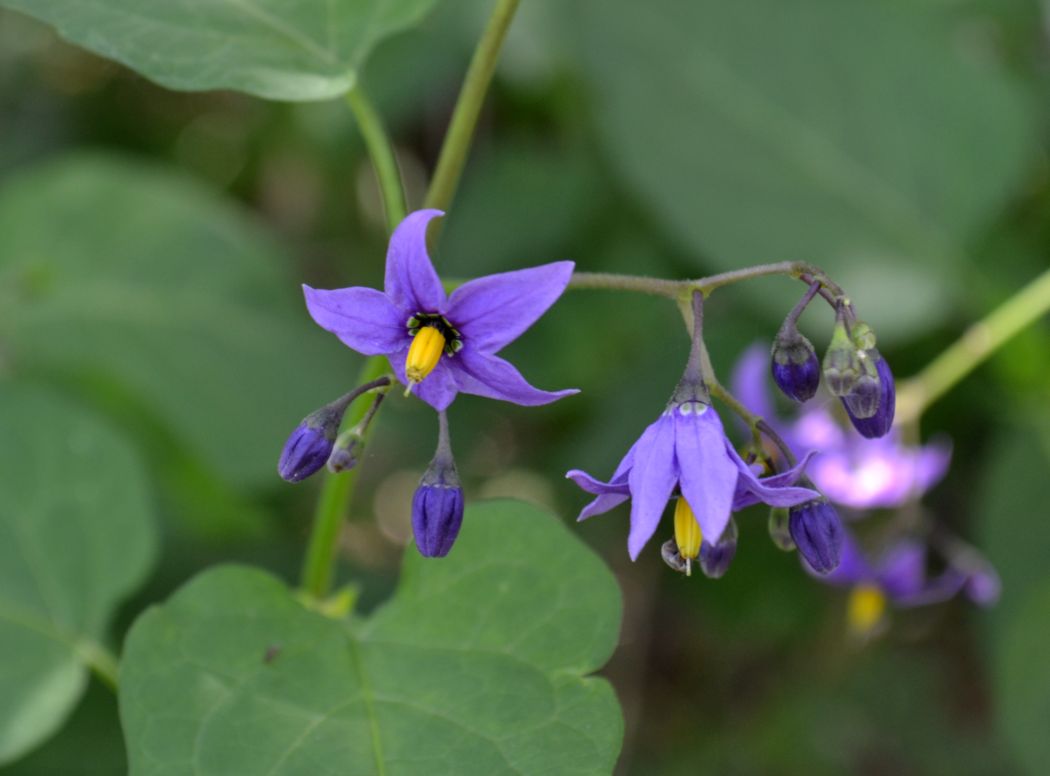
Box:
1;0;1049;772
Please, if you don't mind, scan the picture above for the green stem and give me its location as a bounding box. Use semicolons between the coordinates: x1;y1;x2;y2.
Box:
346;87;407;230
423;0;522;215
301;357;390;599
708;379;797;467
76;639;120;691
896;266;1050;425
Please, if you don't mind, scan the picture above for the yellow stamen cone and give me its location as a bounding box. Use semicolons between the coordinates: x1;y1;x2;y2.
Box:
674;497;703;576
847;584;887;636
405;326;446;394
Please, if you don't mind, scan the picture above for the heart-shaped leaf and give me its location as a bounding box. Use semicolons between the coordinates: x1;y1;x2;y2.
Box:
119;500;624;775
0;154;356;488
1;0;438;101
0;383;156;765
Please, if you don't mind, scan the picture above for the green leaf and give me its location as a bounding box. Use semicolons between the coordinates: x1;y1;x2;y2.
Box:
0;154;356;488
119;500;624;775
572;0;1037;339
0;0;438;101
0;383;156;765
995;579;1050;775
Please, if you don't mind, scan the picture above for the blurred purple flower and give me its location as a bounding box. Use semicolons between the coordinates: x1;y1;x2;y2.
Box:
566;398;820;560
303;209;578;411
815;528;1000;633
732;344;950;510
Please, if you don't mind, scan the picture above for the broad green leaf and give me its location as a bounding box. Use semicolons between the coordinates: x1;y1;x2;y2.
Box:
572;0;1037;339
120;500;624;775
0;0;438;101
995;580;1050;775
0;154;355;487
0;383;156;765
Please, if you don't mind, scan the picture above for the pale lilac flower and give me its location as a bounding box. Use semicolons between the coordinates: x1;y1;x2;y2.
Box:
304;209;577;411
566;398;820;560
732;344;950;510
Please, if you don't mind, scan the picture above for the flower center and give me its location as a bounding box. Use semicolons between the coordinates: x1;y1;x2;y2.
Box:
847;584;886;636
404;314;463;389
673;497;703;575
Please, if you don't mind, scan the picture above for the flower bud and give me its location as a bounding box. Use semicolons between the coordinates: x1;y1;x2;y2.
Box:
327;429;364;473
770;325;820;402
412;410;464;558
789;499;843;574
842;356;880;419
699;519;738;579
842;350;895;438
277;402;345;482
411;478;464;558
767;507;795;551
822;318;863;397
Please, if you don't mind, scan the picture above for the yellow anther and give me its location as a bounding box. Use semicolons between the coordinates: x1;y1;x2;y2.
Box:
405;326;446;392
674;497;703;576
847;584;887;636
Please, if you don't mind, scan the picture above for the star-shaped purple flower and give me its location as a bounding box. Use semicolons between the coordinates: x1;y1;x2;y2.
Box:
303;209;578;411
567;399;821;560
732;344;950;510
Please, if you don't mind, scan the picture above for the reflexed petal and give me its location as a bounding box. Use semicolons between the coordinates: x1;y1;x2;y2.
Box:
811;529;873;587
566;438;639;521
303;285;406;355
674;407;738;544
447;261;575;352
730;450;819;510
626;415;677;560
566;469;630;496
914;437;952;493
891;570;969;608
576;492;631;521
384;209;447;313
453;349;578;406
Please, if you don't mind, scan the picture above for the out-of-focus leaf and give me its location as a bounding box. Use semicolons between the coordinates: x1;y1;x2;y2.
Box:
572;0;1037;339
0;0;438;101
996;579;1050;776
0;383;156;765
0;154;355;488
119;500;623;775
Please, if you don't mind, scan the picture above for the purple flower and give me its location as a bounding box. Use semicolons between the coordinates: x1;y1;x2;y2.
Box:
732;344;950;510
816;529;1000;633
566;399;820;560
304;209;578;411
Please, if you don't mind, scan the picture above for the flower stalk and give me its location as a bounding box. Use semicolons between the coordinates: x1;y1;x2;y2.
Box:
345;87;407;231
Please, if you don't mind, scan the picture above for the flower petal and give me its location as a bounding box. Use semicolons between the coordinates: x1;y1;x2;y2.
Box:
453;349;578;406
388;346;459;410
384;209;447;313
810;529;874;587
731;343;777;421
727;444;821;509
446;261;575;352
566;438;639;521
626;415;677;560
674;407;738;544
303;285;406;356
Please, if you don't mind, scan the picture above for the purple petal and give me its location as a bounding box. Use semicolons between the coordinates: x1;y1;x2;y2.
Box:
914;437;952;493
452;349;578;406
566;438;638;521
965;566;1001;606
810;529;873;587
388;346;460;411
303;285;406;356
730;449;820;510
873;540;928;600
626;415;677;560
447;261;575;352
384;209;447;313
731;343;776;420
891;569;969;608
673;407;738;544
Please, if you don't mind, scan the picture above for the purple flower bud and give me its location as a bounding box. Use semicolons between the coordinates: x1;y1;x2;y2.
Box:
789;500;843;574
842;351;895;438
278;416;337;482
965;565;1001;606
771;327;821;402
412;482;464;558
699;519;738;579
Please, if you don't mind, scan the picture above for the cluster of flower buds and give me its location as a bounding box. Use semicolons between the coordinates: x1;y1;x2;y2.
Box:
771;287;895;440
277;377;390;483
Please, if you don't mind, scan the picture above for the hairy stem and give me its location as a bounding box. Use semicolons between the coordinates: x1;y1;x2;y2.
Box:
896;266;1050;425
709;380;797;467
423;0;522;216
346;87;407;230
